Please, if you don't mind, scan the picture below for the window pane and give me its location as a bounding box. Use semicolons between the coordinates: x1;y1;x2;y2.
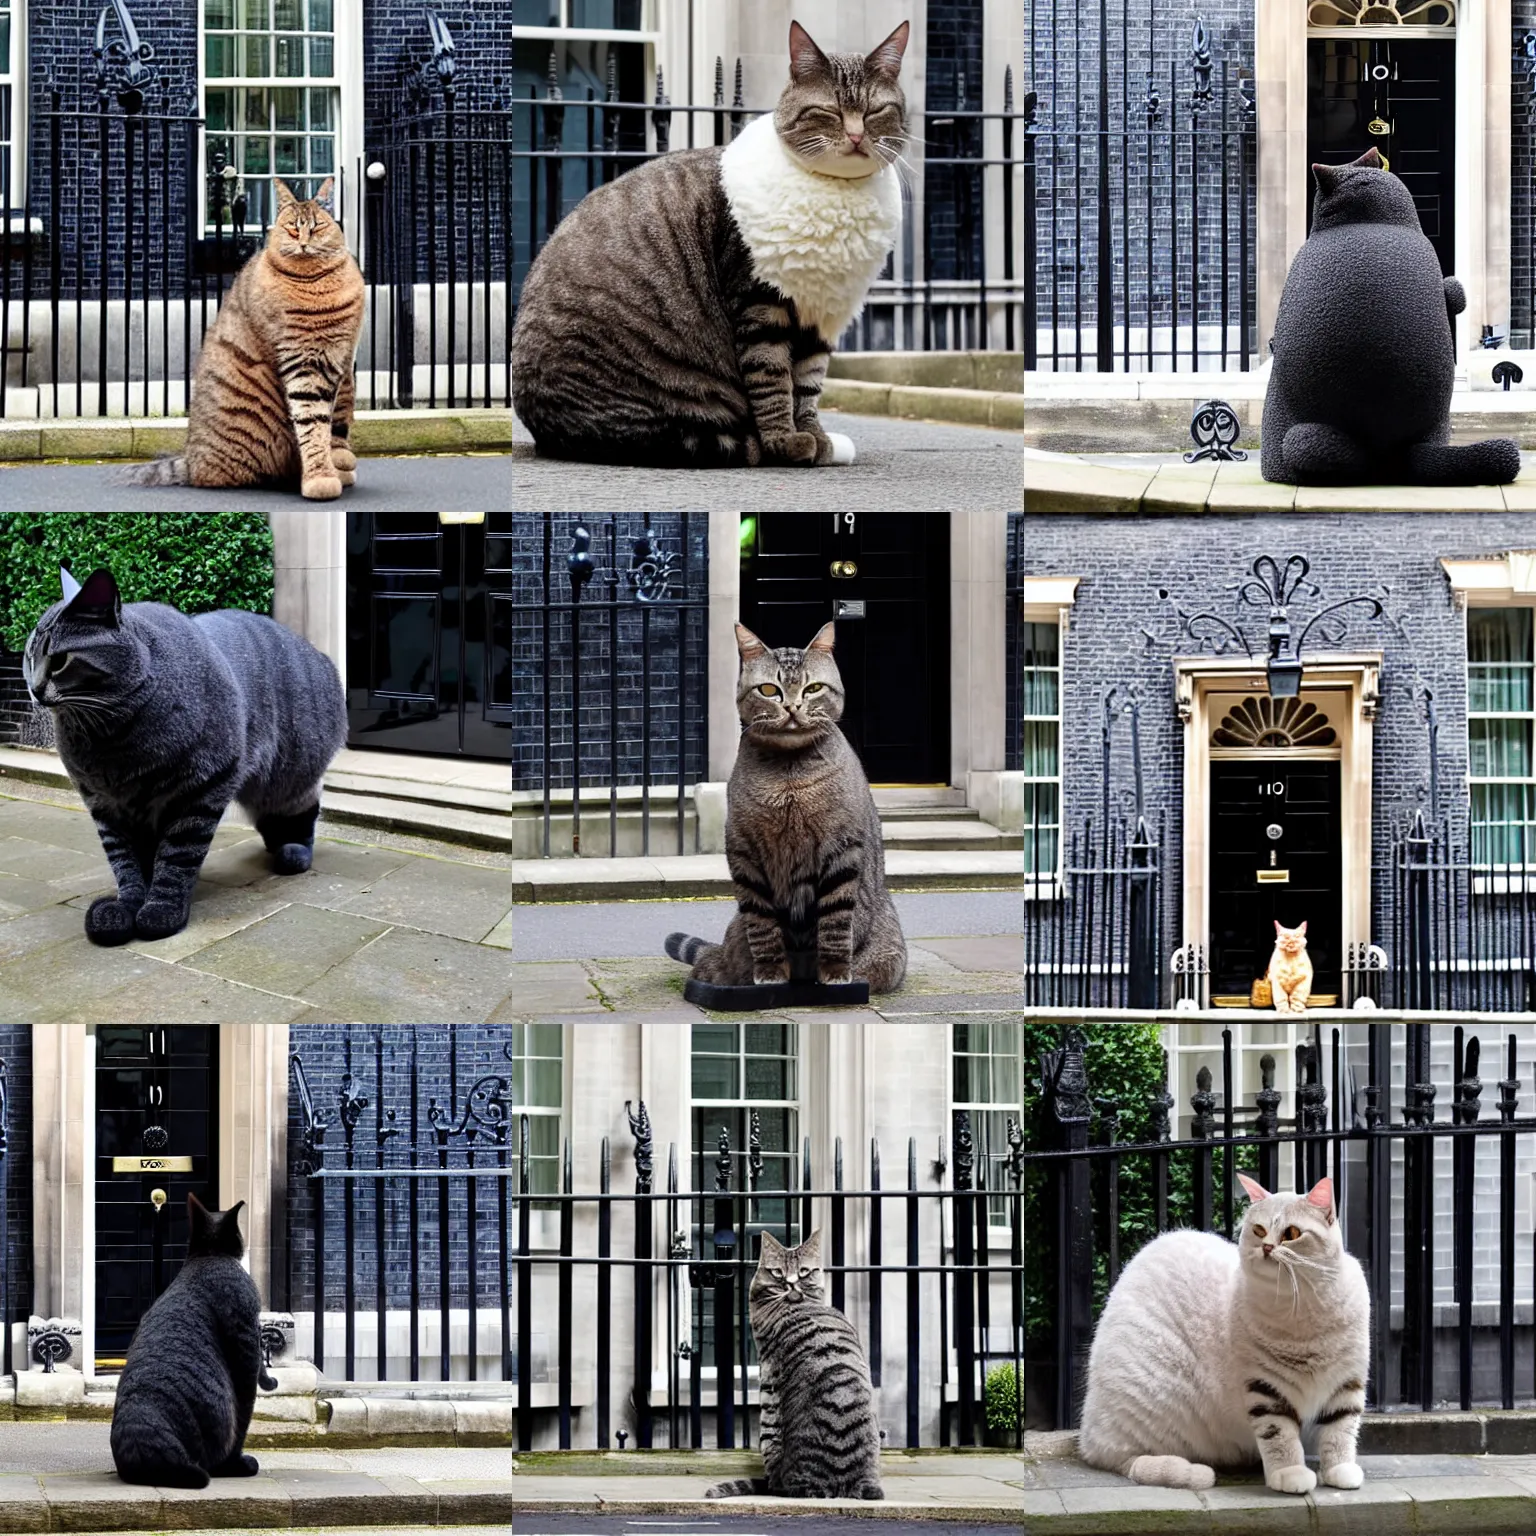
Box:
310;136;334;173
243;137;270;172
245;179;272;226
745;1057;789;1101
242;0;270;25
309;36;334;76
514;0;560;22
0;16;9;69
274;136;302;173
1471;719;1533;778
275;35;305;77
243;35;270;75
206;36;236;77
275;0;301;26
1024;826;1060;874
745;1022;791;1055
206;0;236;27
205;89;234;131
529;1059;561;1106
955;1054;991;1103
755;1107;793;1152
243;88;269;129
1470;608;1533;665
1023;720;1059;777
1023;621;1060;667
309;88;332;129
530;1022;562;1057
1023;665;1059;716
692;1055;738;1100
309;0;333;28
273;87;303;131
1023;782;1059;826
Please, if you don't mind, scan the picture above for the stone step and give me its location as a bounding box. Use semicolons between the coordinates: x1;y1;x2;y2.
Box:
324;770;511;817
317;790;511;851
876;804;983;822
880;818;1019;851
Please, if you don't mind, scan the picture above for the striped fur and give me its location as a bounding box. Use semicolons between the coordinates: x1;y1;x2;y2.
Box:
705;1231;882;1500
668;622;905;991
23;568;347;946
1078;1175;1369;1495
129;178;363;499
510;22;909;469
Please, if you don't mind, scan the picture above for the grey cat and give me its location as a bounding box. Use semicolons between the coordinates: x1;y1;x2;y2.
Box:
706;1230;883;1500
511;20;910;468
111;1193;279;1489
666;621;906;990
24;567;347;945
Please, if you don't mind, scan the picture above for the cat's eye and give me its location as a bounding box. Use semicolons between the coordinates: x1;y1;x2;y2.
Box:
768;1265;784;1277
804;683;824;694
1283;1225;1302;1242
1252;1224;1267;1238
758;684;781;697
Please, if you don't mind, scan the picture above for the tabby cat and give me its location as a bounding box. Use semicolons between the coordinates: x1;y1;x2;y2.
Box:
666;622;906;991
130;178;364;500
24;567;348;945
705;1230;883;1500
112;1194;279;1489
1078;1175;1369;1495
511;20;910;468
1267;920;1314;1013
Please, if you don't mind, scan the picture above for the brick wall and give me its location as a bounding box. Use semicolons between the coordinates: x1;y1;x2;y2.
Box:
0;653;53;750
509;514;710;794
925;0;985;284
0;1032;34;1339
284;1025;512;1315
1513;4;1536;345
1022;511;1536;961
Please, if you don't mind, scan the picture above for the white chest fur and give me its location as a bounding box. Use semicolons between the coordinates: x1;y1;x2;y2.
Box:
719;113;902;345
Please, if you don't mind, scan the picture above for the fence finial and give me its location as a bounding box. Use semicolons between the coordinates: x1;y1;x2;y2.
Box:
1040;1027;1092;1132
1254;1053;1281;1139
715;1125;732;1191
954;1111;974;1190
1149;1050;1176;1144
625;1100;654;1193
1191;1066;1216;1140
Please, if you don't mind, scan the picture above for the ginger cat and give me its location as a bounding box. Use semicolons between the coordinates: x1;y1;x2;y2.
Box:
1267;920;1313;1013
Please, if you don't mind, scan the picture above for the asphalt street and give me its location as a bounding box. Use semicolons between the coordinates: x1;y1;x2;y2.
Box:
513;409;1022;513
520;1520;1025;1536
0;452;511;511
506;891;1024;961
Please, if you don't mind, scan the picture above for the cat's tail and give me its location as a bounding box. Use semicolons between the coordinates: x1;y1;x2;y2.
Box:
704;1478;770;1498
1405;438;1522;486
121;455;191;486
665;932;715;965
1126;1455;1216;1491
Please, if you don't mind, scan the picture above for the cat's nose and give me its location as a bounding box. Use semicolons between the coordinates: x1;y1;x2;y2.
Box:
847;131;865;148
1262;1242;1274;1257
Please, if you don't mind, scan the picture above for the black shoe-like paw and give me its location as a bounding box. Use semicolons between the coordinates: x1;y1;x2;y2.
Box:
270;843;312;875
133;898;190;941
85;897;139;946
210;1453;260;1477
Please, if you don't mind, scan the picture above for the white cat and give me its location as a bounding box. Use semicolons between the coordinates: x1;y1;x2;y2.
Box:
1077;1174;1369;1495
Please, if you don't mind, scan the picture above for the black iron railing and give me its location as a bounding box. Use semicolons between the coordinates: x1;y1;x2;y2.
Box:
510;514;708;857
1343;814;1536;1012
1028;1022;1536;1430
1024;815;1164;1008
1025;17;1257;371
515;1107;1025;1454
513;55;1025;353
289;1031;512;1384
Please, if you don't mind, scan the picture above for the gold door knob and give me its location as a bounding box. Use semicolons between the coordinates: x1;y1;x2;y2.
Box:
150;1188;166;1210
830;560;858;579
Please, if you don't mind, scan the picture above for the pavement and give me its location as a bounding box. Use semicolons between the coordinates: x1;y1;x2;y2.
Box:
496;894;1022;1024
512;409;1023;513
0;452;512;512
0;1423;511;1531
0;786;514;1025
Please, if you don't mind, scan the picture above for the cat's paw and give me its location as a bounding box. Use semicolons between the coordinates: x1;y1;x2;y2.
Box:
752;965;790;986
336;468;356;487
1321;1463;1364;1490
270;843;313;876
210;1453;261;1477
1266;1464;1317;1495
301;474;344;501
824;431;857;465
761;431;822;467
818;963;853;985
133;899;191;941
84;897;140;946
330;443;357;472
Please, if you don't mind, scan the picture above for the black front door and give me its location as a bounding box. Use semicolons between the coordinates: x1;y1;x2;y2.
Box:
94;1027;218;1368
1307;37;1456;280
738;513;950;783
1210;760;1343;1001
346;513;512;759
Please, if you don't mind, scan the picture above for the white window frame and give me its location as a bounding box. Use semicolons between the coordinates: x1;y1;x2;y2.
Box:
951;1023;1023;1236
0;0;24;213
512;0;660;43
1466;600;1536;883
196;0;362;249
509;1023;565;1249
1020;588;1069;899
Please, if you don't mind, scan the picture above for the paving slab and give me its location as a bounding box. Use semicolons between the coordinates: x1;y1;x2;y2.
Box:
296;927;514;1024
188;905;395;994
496;960;605;1013
331;857;512;943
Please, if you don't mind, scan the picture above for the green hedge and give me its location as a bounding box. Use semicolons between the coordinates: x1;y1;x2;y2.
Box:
0;513;274;653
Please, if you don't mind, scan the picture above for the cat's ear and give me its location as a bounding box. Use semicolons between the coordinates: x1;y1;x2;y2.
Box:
1298;920;1308;934
313;177;335;208
788;20;829;83
735;623;769;661
799;1228;823;1262
1274;919;1283;934
1306;1176;1335;1224
1351;147;1383;170
60;567;82;603
807;622;837;654
1312;162;1345;197
866;20;911;79
275;179;297;209
65;568;122;628
759;1230;784;1258
1237;1173;1272;1204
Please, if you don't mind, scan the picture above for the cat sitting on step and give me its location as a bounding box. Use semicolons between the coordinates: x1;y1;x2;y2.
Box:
23;567;348;945
1267;919;1314;1014
1078;1174;1369;1496
665;621;906;991
111;1194;279;1489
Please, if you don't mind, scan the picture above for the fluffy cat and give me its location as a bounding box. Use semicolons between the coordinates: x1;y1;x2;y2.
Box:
111;1193;279;1489
1078;1174;1369;1496
705;1230;883;1500
665;621;906;991
1267;920;1314;1014
511;20;909;468
24;567;348;945
1261;147;1519;486
129;178;364;499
